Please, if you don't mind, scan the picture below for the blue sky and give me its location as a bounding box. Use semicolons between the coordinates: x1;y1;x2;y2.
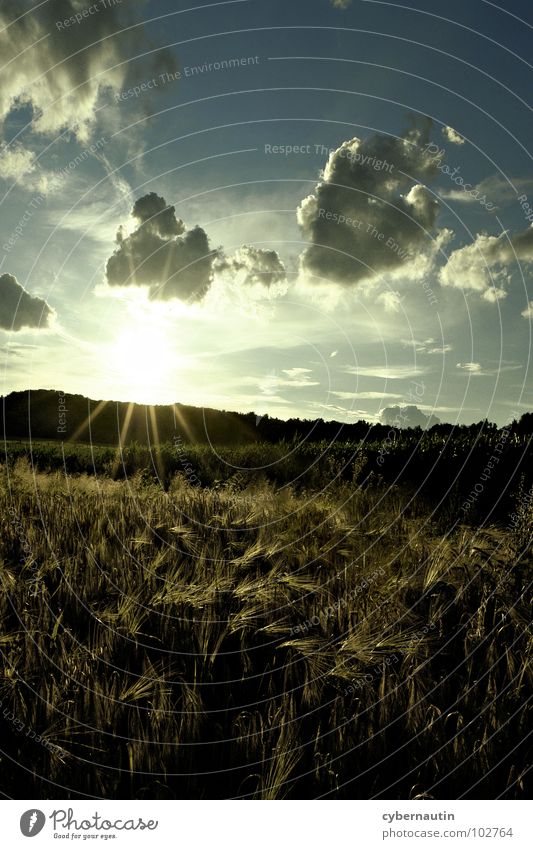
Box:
0;0;532;425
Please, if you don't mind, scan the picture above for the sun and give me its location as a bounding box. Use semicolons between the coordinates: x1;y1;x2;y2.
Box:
107;324;175;404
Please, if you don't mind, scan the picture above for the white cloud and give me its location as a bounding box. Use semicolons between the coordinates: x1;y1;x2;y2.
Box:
482;286;507;303
238;369;320;396
332;390;403;400
343;364;428;379
440;174;533;206
401;338;453;354
314;402;376;421
258;370;319;391
215;245;286;288
0;144;47;190
442;126;465;145
457;361;482;373
521;301;533;319
428;344;453;354
401;338;428;352
455;361;522;378
283;367;313;378
440;235;506;294
376;290;402;313
440;225;533;300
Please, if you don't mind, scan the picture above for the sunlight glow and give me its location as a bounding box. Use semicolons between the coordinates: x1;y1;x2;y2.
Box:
107;324;175;404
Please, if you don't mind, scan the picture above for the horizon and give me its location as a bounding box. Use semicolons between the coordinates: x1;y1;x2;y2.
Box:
2;386;531;431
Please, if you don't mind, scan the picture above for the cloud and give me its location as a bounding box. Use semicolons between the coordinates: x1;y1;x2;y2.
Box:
343;364;428;379
509;224;533;261
456;361;522;378
401;338;453;354
440;225;533;300
106;193;219;302
0;0;176;176
401;338;428;352
297;119;442;286
381;405;440;429
331;0;352;7
332;390;403;400
456;362;482;373
131;193;184;236
428;344;453;354
314;402;374;421
283;367;313;378
376;290;402;313
482;286;507;303
440;174;533;206
246;369;319;393
521;301;533;319
0;341;37;355
0;143;47;190
442;126;464;145
0;273;53;330
480;175;533;203
106;196;289;303
215;245;286;287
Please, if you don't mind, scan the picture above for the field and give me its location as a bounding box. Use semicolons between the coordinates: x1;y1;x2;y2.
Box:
0;437;531;799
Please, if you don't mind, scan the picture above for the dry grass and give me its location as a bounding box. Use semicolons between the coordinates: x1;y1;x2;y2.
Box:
0;457;531;799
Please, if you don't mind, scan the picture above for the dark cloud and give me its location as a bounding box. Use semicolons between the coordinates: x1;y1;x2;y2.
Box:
506;224;533;262
0;273;53;330
131;194;184;237
297;119;441;286
381;405;440;429
215;245;286;287
106;193;219;302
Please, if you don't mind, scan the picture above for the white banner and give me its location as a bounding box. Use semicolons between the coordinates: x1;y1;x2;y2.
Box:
3;800;531;848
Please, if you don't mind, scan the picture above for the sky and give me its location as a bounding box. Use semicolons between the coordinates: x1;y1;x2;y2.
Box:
0;0;532;426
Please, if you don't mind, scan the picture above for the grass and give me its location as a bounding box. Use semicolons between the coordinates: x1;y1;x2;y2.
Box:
0;449;531;799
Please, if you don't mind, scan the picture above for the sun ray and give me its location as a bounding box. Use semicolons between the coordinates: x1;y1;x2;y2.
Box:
70;398;109;444
148;405;165;483
112;401;135;479
172;403;196;443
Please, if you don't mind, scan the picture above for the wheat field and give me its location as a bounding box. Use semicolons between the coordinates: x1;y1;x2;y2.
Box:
0;453;531;799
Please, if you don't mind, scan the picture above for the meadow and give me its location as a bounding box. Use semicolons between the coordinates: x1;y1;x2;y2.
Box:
0;437;531;799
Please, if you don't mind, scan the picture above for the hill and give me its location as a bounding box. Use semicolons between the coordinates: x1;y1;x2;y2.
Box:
3;389;532;446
